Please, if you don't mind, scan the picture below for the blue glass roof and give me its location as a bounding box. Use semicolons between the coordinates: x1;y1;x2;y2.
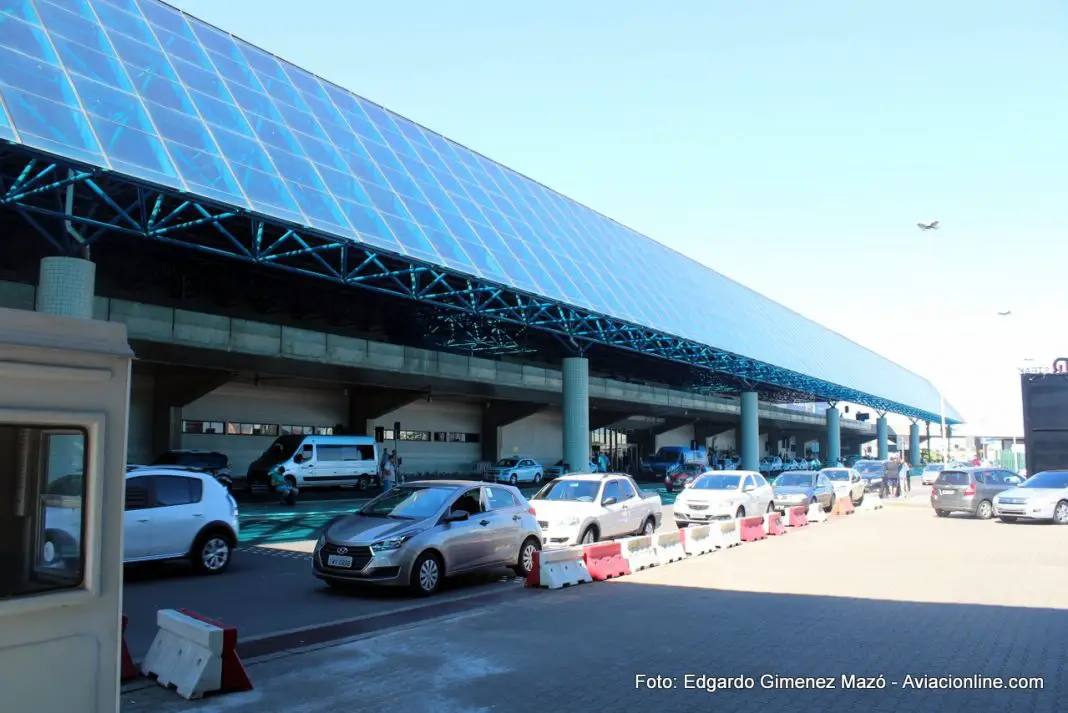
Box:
0;0;961;422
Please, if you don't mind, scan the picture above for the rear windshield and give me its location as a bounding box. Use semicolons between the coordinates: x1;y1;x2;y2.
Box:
821;469;849;481
775;473;815;486
936;471;970;486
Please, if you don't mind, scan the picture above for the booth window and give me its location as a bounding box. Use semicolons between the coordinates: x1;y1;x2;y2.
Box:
0;424;88;599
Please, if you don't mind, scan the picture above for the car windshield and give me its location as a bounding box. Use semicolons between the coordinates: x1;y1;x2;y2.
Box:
259;436;305;464
775;473;815;486
936;471;970;486
1020;471;1068;489
691;475;741;490
654;447;684;459
821;469;849;481
674;464;704;475
532;480;599;502
359;486;454;519
495;458;520;467
854;462;883;475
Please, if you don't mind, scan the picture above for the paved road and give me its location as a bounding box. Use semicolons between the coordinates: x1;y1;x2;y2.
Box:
124;500;1068;713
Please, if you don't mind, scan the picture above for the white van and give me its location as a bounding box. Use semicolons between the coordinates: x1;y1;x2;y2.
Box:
247;435;380;491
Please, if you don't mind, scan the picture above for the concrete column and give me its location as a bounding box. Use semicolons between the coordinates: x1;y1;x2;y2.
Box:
909;422;921;467
876;415;889;460
562;357;590;471
826;406;841;466
36;256;95;318
740;391;759;472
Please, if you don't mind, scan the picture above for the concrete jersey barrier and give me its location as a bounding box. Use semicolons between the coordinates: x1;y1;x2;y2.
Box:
141;609;225;700
681;525;716;556
533;546;592;589
713;519;742;548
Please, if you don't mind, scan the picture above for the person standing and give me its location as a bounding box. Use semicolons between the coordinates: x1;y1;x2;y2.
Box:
381;454;397;494
899;458;910;496
882;456;899;498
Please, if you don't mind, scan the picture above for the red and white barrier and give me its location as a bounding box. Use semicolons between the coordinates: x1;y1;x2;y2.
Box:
764;511;787;536
832;497;855;516
653;530;685;565
807;502;828;523
739;515;766;542
121;614;138;682
583;542;630;580
681;525;716;556
141;609;252;700
713;519;741;548
783;506;808;527
619;535;658;571
528;546;592;589
861;495;884;511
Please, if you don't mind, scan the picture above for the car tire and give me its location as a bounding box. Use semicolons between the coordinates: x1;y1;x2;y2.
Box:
998;516;1018;524
766;501;774;514
579;525;599;545
357;477;369;491
190;529;234;575
1053;501;1068;525
935;509;949;518
974;500;994;520
735;506;745;519
512;537;541;577
825;495;835;513
533;472;542;485
410;551;444;596
675;521;688;529
640;517;656;536
509;474;518;486
854;491;865;506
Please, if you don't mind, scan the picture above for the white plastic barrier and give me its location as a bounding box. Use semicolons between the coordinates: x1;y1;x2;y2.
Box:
806;502;828;524
141;609;224;700
682;525;716;556
620;535;658;571
653;530;685;565
537;546;592;589
861;495;884;511
712;519;741;548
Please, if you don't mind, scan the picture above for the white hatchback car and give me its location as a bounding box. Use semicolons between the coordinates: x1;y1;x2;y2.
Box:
44;467;240;575
673;471;775;526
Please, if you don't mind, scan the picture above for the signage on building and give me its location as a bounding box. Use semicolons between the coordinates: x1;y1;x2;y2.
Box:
1019;358;1068;375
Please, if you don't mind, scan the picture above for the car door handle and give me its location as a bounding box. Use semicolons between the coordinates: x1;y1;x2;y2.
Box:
479;519;490;526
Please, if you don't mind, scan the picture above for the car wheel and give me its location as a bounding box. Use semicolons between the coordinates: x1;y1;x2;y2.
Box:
825;495;835;513
735;506;745;519
509;474;518;486
410;551;443;595
579;526;598;545
533;472;542;484
766;501;774;514
357;477;369;491
641;517;655;536
974;500;994;520
1053;501;1068;525
935;509;949;518
675;521;688;529
854;491;865;506
999;516;1018;524
512;537;541;577
191;530;233;575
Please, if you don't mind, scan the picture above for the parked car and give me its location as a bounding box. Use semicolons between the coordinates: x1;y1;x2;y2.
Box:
545;459;597;480
43;468;239;575
641;446;707;479
921;463;945;485
819;467;866;505
664;463;707;492
771;470;835;512
530;473;661;546
247;435;380;492
489;456;543;485
852;459;887;493
314;481;541;595
150;449;233;489
673;471;775;527
931;468;1024;519
992;469;1068;524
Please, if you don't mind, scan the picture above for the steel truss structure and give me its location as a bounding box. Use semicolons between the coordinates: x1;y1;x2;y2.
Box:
0;147;955;423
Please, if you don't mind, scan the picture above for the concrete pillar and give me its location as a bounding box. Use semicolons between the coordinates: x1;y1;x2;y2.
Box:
740;391;759;472
876;415;889;460
36;256;95;318
562;357;590;471
909;422;921;467
826;406;841;466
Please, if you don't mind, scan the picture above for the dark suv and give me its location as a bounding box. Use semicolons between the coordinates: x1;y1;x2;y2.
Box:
149;450;233;490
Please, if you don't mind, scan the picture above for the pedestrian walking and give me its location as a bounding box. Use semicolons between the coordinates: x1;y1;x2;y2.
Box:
381;453;397;494
882;456;898;499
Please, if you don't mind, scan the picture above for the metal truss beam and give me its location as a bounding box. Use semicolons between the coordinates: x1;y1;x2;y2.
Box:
0;148;956;424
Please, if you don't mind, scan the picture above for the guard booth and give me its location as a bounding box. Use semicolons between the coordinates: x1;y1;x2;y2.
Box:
0;307;131;713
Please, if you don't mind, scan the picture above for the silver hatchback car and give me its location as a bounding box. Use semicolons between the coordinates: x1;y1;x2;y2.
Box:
313;480;542;595
930;468;1024;519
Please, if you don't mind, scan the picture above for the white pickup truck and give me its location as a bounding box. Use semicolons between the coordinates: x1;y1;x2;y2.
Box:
530;473;662;547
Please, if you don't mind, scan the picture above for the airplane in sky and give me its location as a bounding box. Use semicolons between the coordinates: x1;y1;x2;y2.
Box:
917;220;940;231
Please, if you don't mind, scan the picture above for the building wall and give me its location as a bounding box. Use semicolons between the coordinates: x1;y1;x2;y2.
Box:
371;401;481;475
127;371;154;465
655;424;696;452
710;428;736;453
499;409;562;466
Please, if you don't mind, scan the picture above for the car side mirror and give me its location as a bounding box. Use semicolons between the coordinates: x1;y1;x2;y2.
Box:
602;496;618;506
743;485;755;492
445;510;470;523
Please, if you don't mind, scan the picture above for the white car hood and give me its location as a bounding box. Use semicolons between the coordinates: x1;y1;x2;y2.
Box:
530;500;595;521
998;487;1060;501
677;490;740;506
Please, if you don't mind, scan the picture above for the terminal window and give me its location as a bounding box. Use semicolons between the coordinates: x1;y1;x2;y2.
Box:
0;424;88;600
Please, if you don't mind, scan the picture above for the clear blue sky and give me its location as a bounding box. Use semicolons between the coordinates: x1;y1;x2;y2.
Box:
174;0;1068;435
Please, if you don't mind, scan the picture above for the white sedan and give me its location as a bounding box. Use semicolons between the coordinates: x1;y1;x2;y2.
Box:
530;473;662;546
920;463;945;485
819;467;866;505
673;471;775;527
993;470;1068;524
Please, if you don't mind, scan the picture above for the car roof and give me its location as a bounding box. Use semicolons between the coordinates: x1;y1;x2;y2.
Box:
698;470;760;477
781;470;819;475
557;472;627;481
125;467;215;481
403;479;489;488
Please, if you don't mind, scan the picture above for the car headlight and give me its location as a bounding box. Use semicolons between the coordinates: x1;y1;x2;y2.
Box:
558;517;580;528
370;534;414;555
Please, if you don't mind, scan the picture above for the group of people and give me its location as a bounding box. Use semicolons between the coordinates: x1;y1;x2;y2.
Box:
882;455;911;498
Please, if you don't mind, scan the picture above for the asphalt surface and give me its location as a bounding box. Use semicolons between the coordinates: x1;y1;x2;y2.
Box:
122;480;679;660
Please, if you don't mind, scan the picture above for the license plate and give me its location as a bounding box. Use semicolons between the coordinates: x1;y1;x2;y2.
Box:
327;554;353;568
940;489;954;495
